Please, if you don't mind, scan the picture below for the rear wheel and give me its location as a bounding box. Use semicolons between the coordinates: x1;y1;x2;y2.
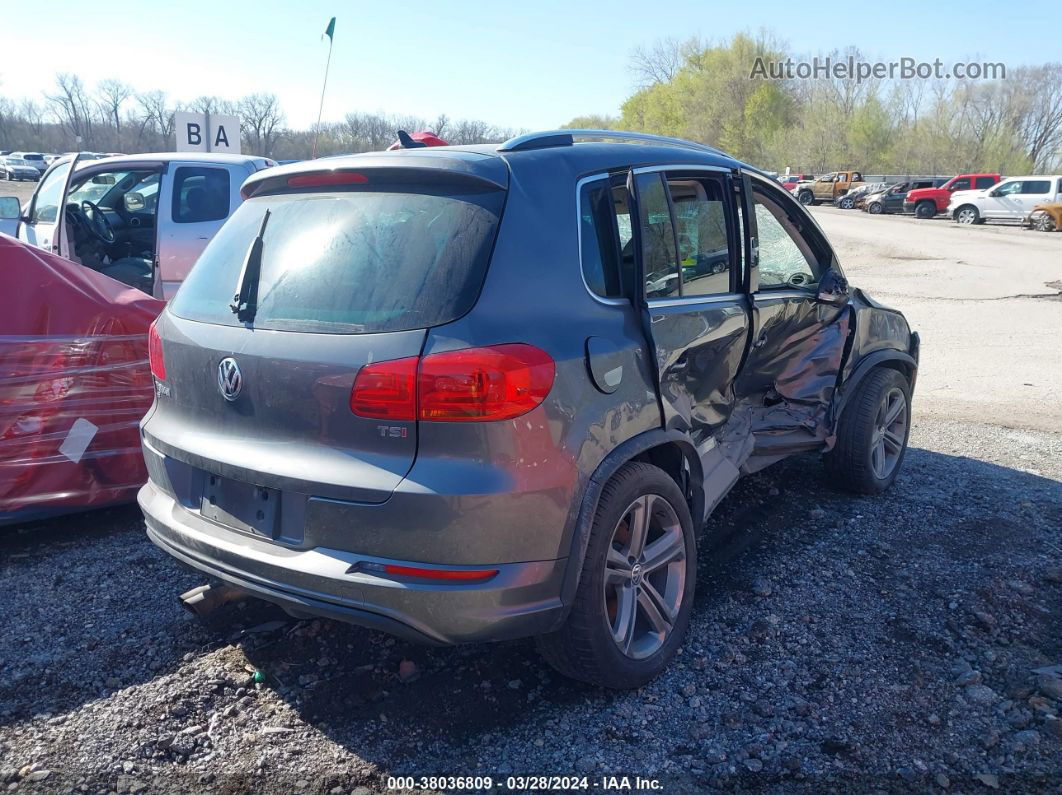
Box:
868;202;883;215
914;201;936;219
537;462;696;689
825;368;912;494
839;196;854;209
955;205;980;225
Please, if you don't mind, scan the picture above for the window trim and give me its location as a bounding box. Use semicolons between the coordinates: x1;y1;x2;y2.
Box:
630;164;742;308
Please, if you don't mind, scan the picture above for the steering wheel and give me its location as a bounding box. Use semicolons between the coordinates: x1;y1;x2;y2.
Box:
80;200;115;244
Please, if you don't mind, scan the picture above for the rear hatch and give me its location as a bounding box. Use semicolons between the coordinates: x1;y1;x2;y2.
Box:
146;157;508;507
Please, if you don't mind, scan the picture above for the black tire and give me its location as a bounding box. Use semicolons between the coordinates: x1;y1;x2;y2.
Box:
839;196;854;209
536;462;696;689
868;202;883;215
825;368;912;495
797;190;815;206
914;201;936;219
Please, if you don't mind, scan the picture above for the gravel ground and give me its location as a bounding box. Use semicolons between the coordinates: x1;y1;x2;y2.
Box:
1;417;1060;793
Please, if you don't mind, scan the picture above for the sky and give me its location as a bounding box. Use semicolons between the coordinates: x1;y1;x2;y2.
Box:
1;0;1057;132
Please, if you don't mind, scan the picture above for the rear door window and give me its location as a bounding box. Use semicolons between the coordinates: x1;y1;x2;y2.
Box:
169;185;505;334
950;178;971;191
975;177;997;189
635;173;680;299
1021;180;1051;195
668;176;733;297
172;167;230;223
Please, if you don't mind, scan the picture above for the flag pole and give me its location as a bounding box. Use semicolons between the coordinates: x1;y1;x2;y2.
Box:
311;18;335;160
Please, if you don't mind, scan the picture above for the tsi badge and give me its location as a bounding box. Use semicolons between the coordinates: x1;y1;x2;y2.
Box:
217;357;243;401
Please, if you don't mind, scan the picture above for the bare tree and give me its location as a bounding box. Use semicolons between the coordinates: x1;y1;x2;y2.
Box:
134;90;177;149
97;79;133;150
237;93;285;156
629;36;699;87
47;73;95;149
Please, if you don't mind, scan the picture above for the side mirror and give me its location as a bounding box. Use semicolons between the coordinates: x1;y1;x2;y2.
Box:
989;189;1002;197
124;192;145;212
817;268;849;305
0;196;20;220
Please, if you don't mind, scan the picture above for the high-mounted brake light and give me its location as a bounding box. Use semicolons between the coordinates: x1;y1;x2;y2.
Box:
349;357;417;420
148;319;166;381
286;171;369;188
349;345;555;423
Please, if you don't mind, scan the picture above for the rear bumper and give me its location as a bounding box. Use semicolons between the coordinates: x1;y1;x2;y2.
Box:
138;478;568;645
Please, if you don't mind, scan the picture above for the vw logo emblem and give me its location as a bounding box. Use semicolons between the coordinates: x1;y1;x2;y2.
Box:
217;357;243;401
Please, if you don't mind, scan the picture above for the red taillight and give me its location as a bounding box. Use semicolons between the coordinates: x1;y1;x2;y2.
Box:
382;564;499;584
418;344;555;422
349;344;555;423
286;171;368;188
349;357;417;420
148;319;166;381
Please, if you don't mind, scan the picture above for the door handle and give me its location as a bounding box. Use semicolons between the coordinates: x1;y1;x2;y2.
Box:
753;331;768;349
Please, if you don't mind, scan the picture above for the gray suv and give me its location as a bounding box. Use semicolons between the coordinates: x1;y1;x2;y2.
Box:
139;131;919;689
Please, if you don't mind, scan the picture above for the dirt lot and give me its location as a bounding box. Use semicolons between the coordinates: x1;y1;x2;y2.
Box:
1;207;1060;794
2;180;38;207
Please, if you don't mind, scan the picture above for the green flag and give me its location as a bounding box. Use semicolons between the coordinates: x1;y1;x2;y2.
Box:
323;17;336;42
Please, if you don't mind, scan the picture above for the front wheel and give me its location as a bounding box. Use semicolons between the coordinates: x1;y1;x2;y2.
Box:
954;205;980;225
1032;211;1057;232
797;190;815;206
914;201;936;219
537;462;696;689
825;368;912;494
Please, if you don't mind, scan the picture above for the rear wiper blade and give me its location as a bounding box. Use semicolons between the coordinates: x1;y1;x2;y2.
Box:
230;209;271;323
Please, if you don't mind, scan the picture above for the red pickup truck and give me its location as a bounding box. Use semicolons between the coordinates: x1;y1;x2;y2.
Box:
904;173;1001;218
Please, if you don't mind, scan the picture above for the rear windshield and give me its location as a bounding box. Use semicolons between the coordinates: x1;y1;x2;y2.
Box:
169;186;505;333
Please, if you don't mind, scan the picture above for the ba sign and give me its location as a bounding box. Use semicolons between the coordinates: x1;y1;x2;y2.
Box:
175;111;241;154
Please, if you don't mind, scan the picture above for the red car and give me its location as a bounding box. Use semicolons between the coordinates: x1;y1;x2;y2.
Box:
779;174;810;192
904;173;1001;218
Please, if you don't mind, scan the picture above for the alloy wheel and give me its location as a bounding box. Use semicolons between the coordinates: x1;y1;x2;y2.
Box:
1033;213;1056;232
603;494;687;660
956;208;977;224
871;387;908;479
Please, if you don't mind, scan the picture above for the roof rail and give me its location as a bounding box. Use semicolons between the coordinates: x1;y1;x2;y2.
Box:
498;129;725;156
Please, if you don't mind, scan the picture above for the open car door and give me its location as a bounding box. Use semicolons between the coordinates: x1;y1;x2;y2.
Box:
16;154;80;256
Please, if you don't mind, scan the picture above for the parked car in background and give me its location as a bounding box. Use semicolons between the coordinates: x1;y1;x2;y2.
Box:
778;174;809;192
0;156;41;182
836;182;886;209
905;173;1000;218
950;176;1062;225
865;178;946;215
1023;202;1062;232
10;152;48;175
794;170;865;205
2;152;275;297
139;129;919;690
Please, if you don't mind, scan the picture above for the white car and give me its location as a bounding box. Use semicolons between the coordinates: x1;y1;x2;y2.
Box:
0;152;275;297
949;176;1062;225
9;151;48;175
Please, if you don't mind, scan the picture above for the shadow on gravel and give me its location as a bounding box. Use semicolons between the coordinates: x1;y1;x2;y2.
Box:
1;444;1059;787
